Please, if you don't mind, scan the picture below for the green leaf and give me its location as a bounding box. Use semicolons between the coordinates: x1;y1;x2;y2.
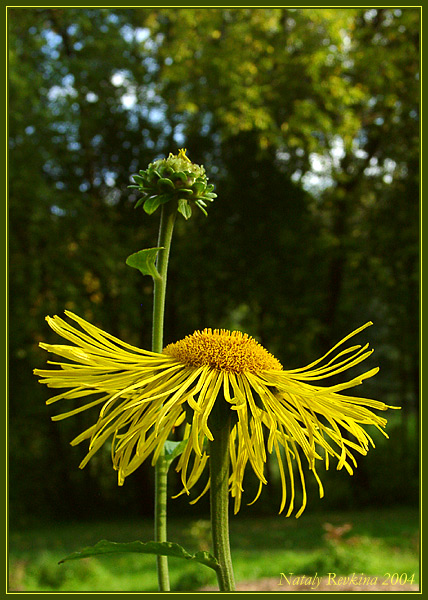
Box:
131;174;146;184
192;181;206;194
178;188;193;196
158;177;175;191
58;540;219;572
163;439;187;466
143;196;162;215
195;201;208;216
172;171;188;184
126;247;163;279
143;195;171;215
134;196;146;209
178;199;192;220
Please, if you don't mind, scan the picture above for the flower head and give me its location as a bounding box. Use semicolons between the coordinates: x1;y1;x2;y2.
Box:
129;148;216;219
34;312;395;517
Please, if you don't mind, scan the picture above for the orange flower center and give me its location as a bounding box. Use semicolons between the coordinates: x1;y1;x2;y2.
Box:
164;328;283;373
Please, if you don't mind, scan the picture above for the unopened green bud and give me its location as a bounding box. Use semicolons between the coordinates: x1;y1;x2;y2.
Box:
129;149;217;219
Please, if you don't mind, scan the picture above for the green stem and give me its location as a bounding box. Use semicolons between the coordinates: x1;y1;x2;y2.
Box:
209;420;236;592
152;205;176;354
152;204;176;592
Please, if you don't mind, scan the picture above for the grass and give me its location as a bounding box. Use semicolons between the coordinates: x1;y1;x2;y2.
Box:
8;506;419;592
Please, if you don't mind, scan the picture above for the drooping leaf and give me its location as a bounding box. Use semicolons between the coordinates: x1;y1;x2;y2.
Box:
195;201;208;216
177;198;192;220
143;196;162;215
58;540;219;571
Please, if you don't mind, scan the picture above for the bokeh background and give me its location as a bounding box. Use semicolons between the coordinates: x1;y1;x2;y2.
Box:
9;7;419;591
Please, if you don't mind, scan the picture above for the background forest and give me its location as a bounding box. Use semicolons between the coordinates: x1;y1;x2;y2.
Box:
9;7;419;531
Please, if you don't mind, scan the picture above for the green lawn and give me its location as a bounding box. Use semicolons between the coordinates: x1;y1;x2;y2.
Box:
8;506;419;592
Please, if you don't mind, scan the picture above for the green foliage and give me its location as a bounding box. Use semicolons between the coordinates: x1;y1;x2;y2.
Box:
174;564;214;591
8;7;419;522
8;509;419;591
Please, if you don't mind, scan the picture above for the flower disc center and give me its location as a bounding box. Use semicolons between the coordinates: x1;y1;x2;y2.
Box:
163;329;283;373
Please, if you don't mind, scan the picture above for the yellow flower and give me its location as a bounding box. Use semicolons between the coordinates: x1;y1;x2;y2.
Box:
34;311;394;517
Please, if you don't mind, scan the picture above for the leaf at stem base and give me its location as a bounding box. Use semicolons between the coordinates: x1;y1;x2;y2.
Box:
58;540;219;571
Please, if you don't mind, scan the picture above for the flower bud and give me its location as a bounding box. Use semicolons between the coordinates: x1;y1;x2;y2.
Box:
129;149;217;219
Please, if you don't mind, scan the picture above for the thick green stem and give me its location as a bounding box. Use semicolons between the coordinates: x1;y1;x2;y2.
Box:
209;420;236;592
152;205;176;592
154;448;170;591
